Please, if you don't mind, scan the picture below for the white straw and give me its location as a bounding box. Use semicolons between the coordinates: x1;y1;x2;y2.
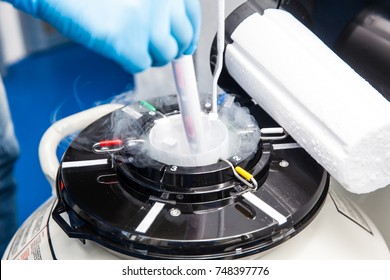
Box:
211;0;225;116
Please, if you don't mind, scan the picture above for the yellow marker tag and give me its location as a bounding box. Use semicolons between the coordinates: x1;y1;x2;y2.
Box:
235;166;253;181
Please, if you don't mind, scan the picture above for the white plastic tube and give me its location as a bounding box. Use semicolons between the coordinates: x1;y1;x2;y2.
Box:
172;55;205;153
211;0;225;116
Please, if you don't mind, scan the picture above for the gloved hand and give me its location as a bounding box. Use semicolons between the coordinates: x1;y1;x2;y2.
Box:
5;0;201;73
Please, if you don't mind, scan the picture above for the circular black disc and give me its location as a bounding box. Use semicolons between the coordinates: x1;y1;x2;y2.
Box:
54;95;328;259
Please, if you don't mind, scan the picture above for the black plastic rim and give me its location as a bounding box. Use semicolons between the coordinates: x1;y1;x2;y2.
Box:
53;95;329;259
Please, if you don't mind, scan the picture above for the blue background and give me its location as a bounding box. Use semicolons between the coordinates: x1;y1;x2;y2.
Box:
4;42;134;225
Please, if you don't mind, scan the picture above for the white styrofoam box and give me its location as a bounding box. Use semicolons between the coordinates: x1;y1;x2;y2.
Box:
225;9;390;193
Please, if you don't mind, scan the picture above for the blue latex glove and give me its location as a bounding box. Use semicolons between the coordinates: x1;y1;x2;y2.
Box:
5;0;201;73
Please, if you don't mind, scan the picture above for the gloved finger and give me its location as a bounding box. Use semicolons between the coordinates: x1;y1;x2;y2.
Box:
115;22;153;73
149;35;178;67
170;1;194;57
99;33;152;73
183;0;201;55
149;3;179;66
118;47;153;73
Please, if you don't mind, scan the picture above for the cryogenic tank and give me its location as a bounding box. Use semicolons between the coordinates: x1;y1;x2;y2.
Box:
2;94;389;260
3;0;390;260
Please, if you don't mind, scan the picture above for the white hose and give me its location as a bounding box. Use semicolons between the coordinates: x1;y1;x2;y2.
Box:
211;0;225;116
39;104;124;194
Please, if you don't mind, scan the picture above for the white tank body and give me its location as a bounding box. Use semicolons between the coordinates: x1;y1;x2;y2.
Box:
3;180;389;260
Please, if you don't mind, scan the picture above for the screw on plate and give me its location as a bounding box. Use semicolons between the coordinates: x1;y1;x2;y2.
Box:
279;160;289;168
169;208;181;217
